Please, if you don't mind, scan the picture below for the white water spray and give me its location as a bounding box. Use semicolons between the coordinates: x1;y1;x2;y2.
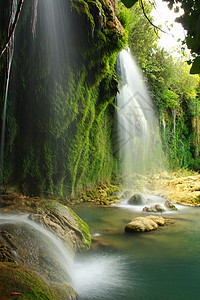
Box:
116;49;164;183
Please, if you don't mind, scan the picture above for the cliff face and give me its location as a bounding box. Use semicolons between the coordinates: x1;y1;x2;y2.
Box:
0;0;127;197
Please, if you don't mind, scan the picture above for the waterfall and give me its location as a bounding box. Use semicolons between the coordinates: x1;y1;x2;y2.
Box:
0;0;18;191
116;49;164;184
37;0;72;71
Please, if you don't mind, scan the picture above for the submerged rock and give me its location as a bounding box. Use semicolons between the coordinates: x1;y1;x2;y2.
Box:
125;215;166;233
164;200;178;210
143;204;165;213
127;193;146;205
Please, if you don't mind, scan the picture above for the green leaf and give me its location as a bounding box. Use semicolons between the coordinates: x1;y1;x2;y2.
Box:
121;0;138;8
190;56;200;74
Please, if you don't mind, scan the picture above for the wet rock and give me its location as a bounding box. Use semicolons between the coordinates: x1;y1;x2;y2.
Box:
125;215;166;233
154;204;165;212
164;200;178;210
0;240;15;263
143;206;157;213
143;204;165;213
127;193;146;205
29;200;91;253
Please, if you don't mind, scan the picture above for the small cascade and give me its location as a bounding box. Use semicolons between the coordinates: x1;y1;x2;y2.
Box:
0;214;74;283
116;49;164;185
0;0;18;191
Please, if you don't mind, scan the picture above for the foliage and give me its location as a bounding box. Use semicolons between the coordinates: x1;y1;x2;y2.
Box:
162;0;200;74
121;0;200;74
121;0;138;8
128;1;158;67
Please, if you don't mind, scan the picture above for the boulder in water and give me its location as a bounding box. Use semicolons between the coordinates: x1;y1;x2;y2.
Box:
154;204;165;212
125;215;166;233
164;200;178;210
143;206;157;213
143;204;165;213
127;193;145;205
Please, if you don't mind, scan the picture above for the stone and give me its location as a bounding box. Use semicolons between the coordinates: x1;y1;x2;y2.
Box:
125;215;166;233
146;215;166;226
127;193;146;205
154;204;165;212
164;200;178;210
142;204;165;213
125;217;158;232
143;206;157;212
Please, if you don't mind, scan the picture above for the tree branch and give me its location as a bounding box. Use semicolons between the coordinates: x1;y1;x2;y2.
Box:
0;0;25;59
140;0;169;36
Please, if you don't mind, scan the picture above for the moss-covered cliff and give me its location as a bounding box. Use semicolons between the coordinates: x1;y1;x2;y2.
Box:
0;0;127;197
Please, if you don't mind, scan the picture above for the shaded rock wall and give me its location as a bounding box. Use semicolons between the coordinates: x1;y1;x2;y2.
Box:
0;0;127;197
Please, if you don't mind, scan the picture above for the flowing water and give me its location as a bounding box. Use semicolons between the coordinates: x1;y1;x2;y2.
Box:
74;201;200;300
0;0;18;190
0;214;74;283
116;49;164;183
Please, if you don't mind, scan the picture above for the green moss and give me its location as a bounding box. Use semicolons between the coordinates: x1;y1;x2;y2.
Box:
68;207;91;251
0;262;66;299
35;200;91;252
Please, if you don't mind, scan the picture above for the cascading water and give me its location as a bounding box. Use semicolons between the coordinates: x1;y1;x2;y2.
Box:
116;48;164;184
0;213;74;283
0;0;18;191
36;0;73;73
0;0;80;293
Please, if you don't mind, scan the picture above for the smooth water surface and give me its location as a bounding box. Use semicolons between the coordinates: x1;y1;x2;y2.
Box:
74;201;200;300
